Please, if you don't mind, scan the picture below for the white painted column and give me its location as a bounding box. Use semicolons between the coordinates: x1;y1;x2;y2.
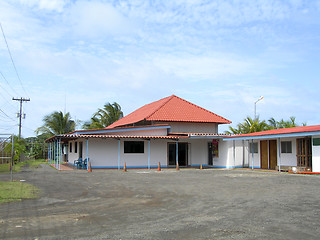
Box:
118;139;120;170
278;138;281;172
233;140;236;168
251;139;254;170
86;138;89;171
148;140;150;170
58;138;61;171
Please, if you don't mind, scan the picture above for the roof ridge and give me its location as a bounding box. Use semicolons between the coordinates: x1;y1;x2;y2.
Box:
145;94;175;120
173;95;231;123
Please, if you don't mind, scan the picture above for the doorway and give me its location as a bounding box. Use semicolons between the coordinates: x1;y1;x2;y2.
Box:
260;140;277;170
168;142;188;166
297;138;312;171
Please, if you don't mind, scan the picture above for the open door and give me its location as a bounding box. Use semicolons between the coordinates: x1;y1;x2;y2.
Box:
168;143;188;166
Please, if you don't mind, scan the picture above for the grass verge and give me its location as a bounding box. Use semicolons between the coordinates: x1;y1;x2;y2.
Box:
0;181;39;204
0;159;47;173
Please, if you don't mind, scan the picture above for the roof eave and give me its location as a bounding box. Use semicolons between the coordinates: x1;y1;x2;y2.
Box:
223;130;320;141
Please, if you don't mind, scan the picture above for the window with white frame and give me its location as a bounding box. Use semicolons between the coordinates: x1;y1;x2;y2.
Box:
249;142;258;153
69;142;72;153
281;141;292;153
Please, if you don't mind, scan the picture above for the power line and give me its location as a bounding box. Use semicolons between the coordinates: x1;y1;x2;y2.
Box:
0;107;15;121
0;70;20;96
0;22;29;98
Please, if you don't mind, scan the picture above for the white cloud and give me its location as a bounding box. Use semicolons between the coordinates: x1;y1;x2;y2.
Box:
153;53;258;80
65;0;136;38
19;0;68;12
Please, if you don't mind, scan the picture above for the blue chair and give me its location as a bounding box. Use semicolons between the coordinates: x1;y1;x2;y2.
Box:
74;158;83;169
82;158;90;169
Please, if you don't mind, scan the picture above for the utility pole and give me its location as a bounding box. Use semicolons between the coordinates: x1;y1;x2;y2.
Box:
12;97;30;139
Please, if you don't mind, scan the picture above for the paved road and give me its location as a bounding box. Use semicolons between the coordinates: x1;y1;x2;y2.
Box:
1;165;320;239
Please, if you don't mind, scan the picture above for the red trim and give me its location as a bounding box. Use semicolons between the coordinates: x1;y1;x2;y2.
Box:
288;171;320;174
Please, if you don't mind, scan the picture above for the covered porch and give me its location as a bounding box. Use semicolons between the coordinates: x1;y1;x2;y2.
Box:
46;134;181;170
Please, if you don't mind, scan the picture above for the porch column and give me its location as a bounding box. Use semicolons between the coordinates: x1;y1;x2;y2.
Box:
148;140;151;170
233;140;236;168
47;142;50;162
53;140;55;168
278;138;281;172
50;142;52;164
59;138;61;171
118;139;120;170
51;142;53;164
48;142;50;163
251;139;254;170
176;141;179;166
86;138;89;171
56;139;58;169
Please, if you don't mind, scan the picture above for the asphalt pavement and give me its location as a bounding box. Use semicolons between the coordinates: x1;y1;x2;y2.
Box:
1;164;320;239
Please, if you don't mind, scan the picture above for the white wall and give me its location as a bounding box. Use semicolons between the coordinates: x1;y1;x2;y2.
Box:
68;140;85;164
89;139;118;167
188;139;207;166
157;122;218;133
213;140;231;168
277;137;297;167
105;128;168;136
245;140;260;168
71;138;177;168
312;135;320;172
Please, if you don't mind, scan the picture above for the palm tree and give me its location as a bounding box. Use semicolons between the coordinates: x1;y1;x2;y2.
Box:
83;102;123;129
225;116;269;134
36;111;75;137
268;116;302;129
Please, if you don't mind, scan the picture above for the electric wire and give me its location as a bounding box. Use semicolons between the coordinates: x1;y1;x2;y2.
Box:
0;22;29;98
0;87;17;110
0;70;20;96
0;107;15;121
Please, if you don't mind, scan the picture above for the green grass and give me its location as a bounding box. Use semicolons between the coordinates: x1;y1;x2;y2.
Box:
0;159;47;173
0;181;39;203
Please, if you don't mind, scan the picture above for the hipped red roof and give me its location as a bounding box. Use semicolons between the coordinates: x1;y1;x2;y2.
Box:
107;95;231;129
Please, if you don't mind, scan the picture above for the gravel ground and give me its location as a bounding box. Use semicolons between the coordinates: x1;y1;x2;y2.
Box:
1;164;320;240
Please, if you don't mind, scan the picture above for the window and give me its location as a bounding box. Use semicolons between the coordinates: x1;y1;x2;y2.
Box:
124;141;144;153
75;142;78;153
281;141;292;153
249;142;258;153
70;143;72;153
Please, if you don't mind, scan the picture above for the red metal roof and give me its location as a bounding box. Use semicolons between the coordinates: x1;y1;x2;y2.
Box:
228;125;320;138
107;95;231;129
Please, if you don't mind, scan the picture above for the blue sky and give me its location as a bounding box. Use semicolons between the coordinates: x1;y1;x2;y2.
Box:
0;0;320;137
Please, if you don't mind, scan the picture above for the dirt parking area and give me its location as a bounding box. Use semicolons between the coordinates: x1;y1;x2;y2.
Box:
1;165;320;240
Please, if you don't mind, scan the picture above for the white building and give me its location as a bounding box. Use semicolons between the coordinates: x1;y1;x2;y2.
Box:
47;95;320;173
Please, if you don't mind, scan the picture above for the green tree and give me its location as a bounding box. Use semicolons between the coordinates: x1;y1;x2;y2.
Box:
83;102;123;129
225;116;269;134
25;134;48;159
36;111;75;137
4;136;26;163
268;116;306;129
226;116;307;134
